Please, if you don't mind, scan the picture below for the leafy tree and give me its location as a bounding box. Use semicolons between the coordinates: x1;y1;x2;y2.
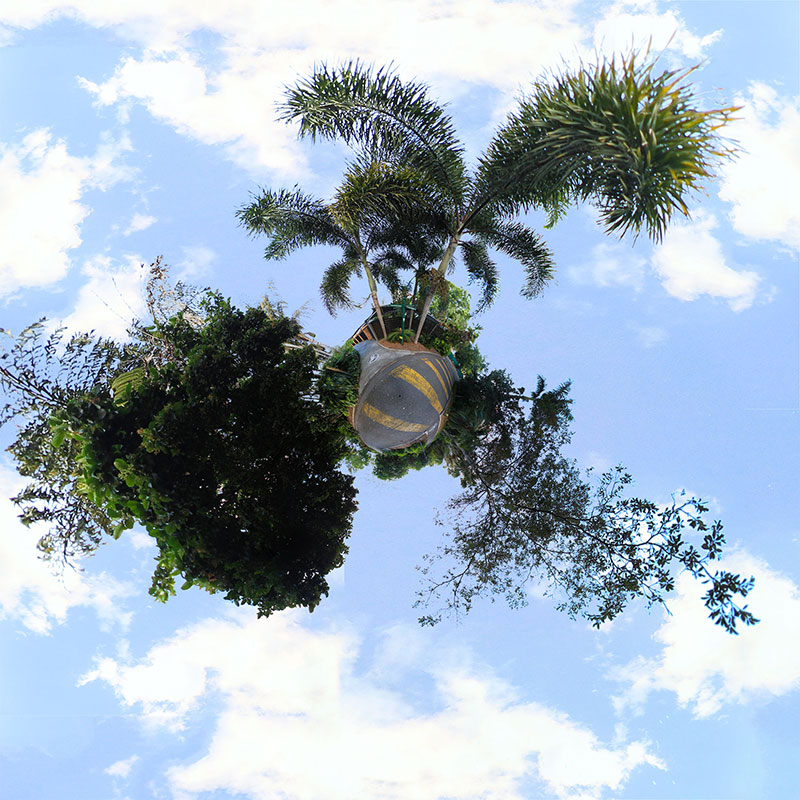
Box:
1;273;357;616
413;372;757;634
240;55;736;338
317;340;362;415
1;277;757;631
237;163;438;336
1;53;754;632
345;314;757;633
1;322;125;562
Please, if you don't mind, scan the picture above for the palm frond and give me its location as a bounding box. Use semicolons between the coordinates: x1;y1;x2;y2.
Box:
476;221;556;299
331;159;437;233
237;188;351;259
280;62;469;215
320;258;361;314
367;204;450;266
472;52;738;241
459;239;499;311
370;256;405;296
373;248;415;277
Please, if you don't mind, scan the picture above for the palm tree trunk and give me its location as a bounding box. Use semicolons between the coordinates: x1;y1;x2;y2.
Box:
414;235;460;342
354;233;387;338
363;260;388;338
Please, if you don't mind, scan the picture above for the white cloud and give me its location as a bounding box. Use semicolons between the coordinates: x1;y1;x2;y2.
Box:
718;83;800;251
631;324;667;348
69;0;586;177
568;241;646;290
123;212;156;236
0;464;134;634
105;754;140;778
613;550;800;718
571;213;762;310
128;530;156;550
59;254;148;339
592;0;722;61
1;2;725;182
651;210;760;310
79;48;308;177
594;0;722;61
0;129;132;297
81;612;663;799
175;244;216;278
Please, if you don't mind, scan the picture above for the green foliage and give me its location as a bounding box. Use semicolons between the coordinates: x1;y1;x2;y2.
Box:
428;283;473;332
415;373;757;634
280;61;469;212
0;322;125;562
418;283;483;371
317;340;362;414
2;283;358;617
450;341;485;377
245;56;735;342
366;361;757;635
1;252;756;632
64;296;357;614
474;53;738;241
372;441;441;481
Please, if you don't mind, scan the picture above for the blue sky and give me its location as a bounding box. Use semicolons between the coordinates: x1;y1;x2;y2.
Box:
0;1;798;798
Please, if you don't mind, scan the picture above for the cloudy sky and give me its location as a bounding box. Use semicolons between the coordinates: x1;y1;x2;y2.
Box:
0;2;798;798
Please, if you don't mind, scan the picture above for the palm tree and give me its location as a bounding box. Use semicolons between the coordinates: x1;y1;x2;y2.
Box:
240;54;736;341
237;161;435;338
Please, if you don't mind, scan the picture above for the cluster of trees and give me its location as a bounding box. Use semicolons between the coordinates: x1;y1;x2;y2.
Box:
0;56;758;632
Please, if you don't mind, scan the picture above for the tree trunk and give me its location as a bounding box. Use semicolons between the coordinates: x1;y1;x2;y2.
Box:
414;236;460;342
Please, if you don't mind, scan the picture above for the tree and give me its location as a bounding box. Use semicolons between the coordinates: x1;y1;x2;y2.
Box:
240;54;736;338
1;268;357;616
237;164;441;336
0;268;757;631
413;373;757;634
1;322;125;563
0;54;755;632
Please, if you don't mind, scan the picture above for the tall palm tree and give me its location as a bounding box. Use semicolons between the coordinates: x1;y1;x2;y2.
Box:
240;54;735;340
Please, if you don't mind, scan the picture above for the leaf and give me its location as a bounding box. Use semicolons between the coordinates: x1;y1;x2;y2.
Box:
111;367;146;403
51;427;67;449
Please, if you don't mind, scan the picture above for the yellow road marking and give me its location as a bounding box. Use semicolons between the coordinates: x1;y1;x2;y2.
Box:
391;364;443;413
424;357;449;395
433;355;455;389
362;403;430;432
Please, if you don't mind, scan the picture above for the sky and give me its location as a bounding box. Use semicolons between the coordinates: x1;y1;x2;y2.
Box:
0;1;798;798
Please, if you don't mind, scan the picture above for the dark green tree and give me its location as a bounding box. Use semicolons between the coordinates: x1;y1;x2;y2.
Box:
1;274;357;616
